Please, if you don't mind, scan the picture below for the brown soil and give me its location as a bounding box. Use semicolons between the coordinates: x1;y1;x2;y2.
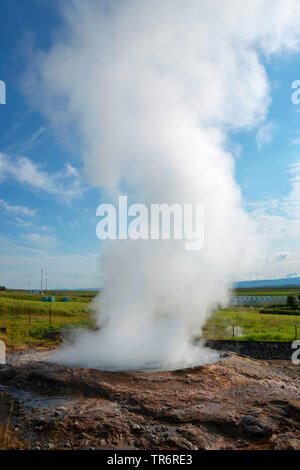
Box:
0;352;299;450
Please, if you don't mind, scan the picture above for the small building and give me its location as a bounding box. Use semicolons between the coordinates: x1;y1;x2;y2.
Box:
28;290;43;295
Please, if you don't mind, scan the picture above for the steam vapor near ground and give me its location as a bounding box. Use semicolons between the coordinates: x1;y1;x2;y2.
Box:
30;0;300;369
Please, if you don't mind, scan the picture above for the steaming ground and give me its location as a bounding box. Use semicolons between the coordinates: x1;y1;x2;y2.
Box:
50;323;220;371
27;0;300;370
50;337;220;372
51;240;224;370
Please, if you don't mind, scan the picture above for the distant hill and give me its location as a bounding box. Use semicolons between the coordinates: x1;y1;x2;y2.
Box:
235;277;300;288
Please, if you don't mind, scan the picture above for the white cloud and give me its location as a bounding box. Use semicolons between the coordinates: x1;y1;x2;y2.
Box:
0;200;54;236
249;158;300;239
70;221;79;228
247;157;300;278
283;160;300;219
6;126;47;154
0;199;37;217
276;253;289;261
256;122;275;149
286;272;298;278
4;215;53;233
0;236;100;289
248;202;288;240
0;153;84;203
14;218;33;228
288;133;300;146
22;233;58;247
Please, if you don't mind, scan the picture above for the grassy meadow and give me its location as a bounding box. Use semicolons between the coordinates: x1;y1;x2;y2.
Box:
0;291;96;347
0;288;299;347
202;308;300;342
234;287;300;297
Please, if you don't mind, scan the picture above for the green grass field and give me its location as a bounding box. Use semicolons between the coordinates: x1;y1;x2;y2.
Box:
0;292;96;346
201;309;300;342
0;289;299;346
235;287;300;297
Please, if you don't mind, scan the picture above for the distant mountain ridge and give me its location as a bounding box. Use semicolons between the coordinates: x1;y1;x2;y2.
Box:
235;277;300;288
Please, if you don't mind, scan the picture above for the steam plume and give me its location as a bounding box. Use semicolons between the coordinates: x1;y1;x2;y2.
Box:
30;0;300;369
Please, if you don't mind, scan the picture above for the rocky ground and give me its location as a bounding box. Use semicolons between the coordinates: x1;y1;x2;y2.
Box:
0;350;299;450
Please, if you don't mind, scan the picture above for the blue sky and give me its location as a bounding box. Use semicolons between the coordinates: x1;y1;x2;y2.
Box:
0;0;102;289
1;0;300;288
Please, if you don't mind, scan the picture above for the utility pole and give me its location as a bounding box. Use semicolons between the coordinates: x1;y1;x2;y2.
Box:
41;269;43;293
46;277;48;291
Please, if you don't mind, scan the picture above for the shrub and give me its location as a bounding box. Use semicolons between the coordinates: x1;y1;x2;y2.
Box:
287;295;297;309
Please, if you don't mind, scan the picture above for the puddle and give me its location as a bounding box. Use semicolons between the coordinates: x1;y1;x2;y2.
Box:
0;383;73;412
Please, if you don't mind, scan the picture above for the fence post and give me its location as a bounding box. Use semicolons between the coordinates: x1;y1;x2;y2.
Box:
28;310;31;326
232;324;235;338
